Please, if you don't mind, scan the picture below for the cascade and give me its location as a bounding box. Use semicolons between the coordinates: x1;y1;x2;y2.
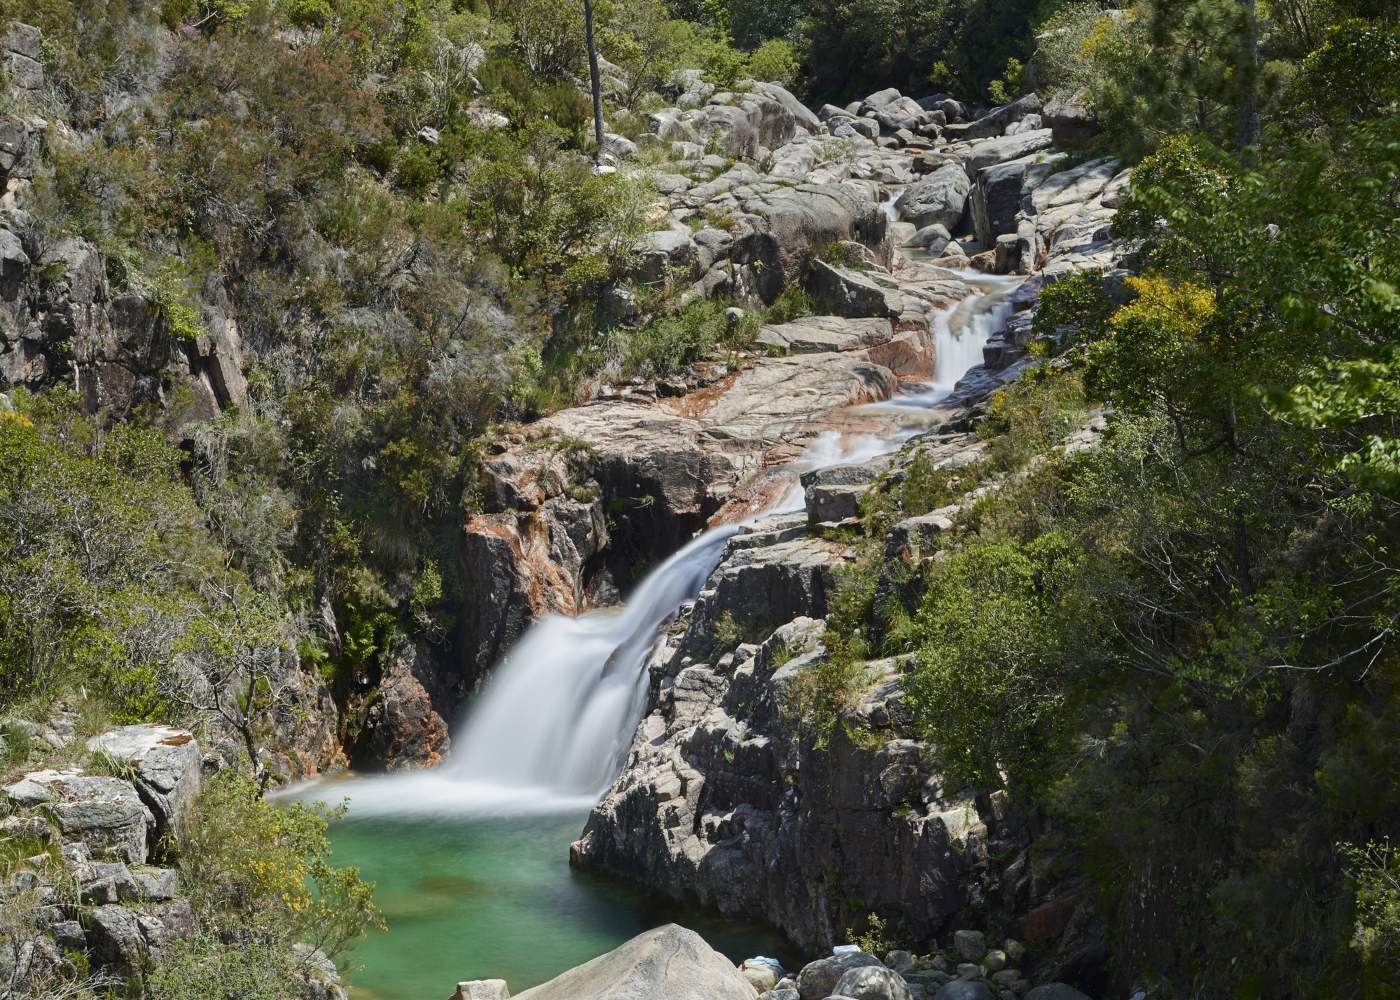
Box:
317;269;1020;820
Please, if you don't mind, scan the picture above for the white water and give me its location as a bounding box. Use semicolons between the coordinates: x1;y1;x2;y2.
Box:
300;266;1021;820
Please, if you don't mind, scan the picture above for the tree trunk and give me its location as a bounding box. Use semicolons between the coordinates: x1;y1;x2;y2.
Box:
1235;0;1260;154
584;0;606;163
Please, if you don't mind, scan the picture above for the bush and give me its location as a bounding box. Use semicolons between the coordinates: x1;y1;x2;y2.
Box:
176;773;382;961
748;37;799;87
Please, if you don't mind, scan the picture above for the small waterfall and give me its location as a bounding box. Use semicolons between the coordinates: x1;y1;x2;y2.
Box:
443;524;741;798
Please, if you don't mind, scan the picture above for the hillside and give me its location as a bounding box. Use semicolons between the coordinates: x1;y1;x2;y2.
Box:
1;2;1399;999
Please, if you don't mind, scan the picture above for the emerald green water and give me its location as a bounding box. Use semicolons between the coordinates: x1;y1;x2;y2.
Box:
326;808;800;1000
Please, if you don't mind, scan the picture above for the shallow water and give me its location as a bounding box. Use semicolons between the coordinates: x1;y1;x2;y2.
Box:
327;808;800;999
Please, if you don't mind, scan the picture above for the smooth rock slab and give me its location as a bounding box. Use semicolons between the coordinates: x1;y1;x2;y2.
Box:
513;924;754;1000
87;725;201;835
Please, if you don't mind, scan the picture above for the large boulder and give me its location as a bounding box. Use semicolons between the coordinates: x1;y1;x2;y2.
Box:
953;93;1042;141
832;964;914;1000
805;261;902;319
732;184;887;304
954;130;1055;180
86;725;201;837
797;952;884;1000
1042;101;1100;148
895;163;971;230
513;925;754;1000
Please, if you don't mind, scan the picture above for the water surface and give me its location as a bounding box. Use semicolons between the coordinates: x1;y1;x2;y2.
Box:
329;808;800;1000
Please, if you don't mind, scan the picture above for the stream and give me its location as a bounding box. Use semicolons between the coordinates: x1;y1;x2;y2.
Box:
295;267;1021;999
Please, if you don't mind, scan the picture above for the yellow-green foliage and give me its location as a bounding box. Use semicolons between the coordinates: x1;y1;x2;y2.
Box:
175;773;382;960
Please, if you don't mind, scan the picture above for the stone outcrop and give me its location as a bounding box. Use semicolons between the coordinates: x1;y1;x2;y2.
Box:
86;724;202;838
513;924;756;1000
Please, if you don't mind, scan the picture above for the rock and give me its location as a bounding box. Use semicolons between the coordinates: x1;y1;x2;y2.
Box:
132;866;179;901
956;94;1042;141
87;725;201;837
832;965;914;1000
635;228;700;284
953;930;986;962
1042;101;1100;148
756;316;894;355
982;949;1007;974
1030;158;1121;215
807;483;865;523
1003;940;1026;964
906;224;951;255
744;964;779;992
885;951;915;974
452;981;511;1000
1024;987;1092;1000
602;133;638;161
87;904;146;968
806;261;901;319
5;772;153;863
955;963;983;980
731;184;887;303
294;943;350;1000
796;952;884;1000
954;130;1055;180
896;163;971;230
932;984;993;1000
79;861;140;904
355;640;450;770
513;925;755;1000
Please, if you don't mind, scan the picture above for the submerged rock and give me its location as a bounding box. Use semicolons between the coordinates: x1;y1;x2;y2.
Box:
512;924;754;1000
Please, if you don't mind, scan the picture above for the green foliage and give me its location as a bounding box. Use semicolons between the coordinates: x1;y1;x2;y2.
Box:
175;773;383;962
789;558;878;748
908;531;1104;792
1344;839;1400;987
748;37;800;86
613;298;760;378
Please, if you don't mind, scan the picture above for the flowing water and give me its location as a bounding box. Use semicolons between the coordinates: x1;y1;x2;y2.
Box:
302;265;1021;1000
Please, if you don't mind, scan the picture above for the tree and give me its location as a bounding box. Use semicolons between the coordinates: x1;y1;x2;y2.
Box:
584;0;606;160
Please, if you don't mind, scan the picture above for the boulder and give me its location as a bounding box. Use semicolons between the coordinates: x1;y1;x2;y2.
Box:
796;952;884;1000
933;984;993;1000
87;724;201;836
955;130;1055;180
87;904;146;969
832;965;914;1000
1025;986;1092;1000
956;93;1042;141
1029;158;1121;214
953;930;986;962
452;981;511;1000
756;316;894;355
906;224;951;255
895;163;971;230
806;261;901;319
970;158;1031;247
731;184;886;303
1042;101;1100;148
513;925;755;1000
356;643;451;770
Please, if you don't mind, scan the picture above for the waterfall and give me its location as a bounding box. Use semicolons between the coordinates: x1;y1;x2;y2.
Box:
443;524;742;797
303;268;1024;820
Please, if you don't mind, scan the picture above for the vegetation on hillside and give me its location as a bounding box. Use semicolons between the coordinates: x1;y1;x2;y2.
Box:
816;10;1400;995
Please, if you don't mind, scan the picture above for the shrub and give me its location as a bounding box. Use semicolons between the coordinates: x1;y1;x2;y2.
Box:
747;38;799;87
176;773;382;961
